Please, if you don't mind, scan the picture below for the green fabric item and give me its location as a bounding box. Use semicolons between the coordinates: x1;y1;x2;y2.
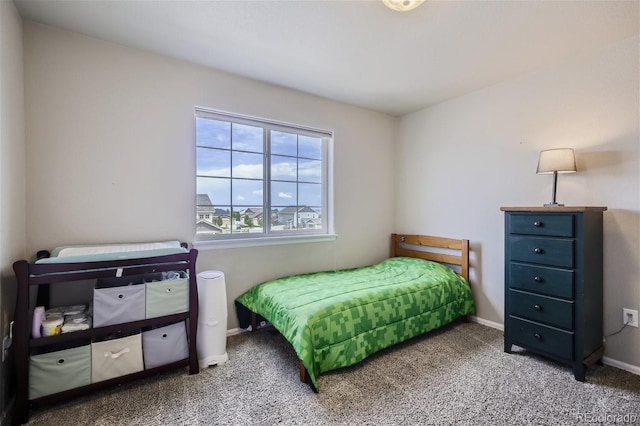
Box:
236;257;476;390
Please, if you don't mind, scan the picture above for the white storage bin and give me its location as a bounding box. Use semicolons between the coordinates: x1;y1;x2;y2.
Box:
29;345;91;399
91;333;144;383
145;275;188;319
93;284;145;327
142;322;189;369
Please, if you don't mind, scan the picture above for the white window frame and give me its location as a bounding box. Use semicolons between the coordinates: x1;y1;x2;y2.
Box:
194;107;335;249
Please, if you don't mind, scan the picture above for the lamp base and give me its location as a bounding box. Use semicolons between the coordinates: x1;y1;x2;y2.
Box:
543;202;565;207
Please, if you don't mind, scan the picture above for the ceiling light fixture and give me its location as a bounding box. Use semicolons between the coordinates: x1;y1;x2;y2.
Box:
383;0;424;12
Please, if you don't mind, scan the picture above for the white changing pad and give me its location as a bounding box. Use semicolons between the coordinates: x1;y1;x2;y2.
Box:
36;241;187;264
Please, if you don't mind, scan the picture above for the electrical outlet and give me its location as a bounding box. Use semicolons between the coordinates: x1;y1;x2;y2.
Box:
623;308;639;328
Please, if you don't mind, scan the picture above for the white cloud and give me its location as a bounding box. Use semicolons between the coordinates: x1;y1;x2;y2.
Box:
278;192;293;199
233;164;263;179
298;161;321;179
271;162;296;179
200;166;231;177
236;195;245;201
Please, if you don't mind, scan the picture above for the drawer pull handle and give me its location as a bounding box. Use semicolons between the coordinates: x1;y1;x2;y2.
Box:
534;333;542;340
533;221;542;227
533;276;543;283
534;304;543;311
534;248;543;254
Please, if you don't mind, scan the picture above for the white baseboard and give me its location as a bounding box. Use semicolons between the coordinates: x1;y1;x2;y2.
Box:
469;316;639;377
227;327;248;336
229;318;504;337
227;319;499;337
601;356;640;376
469;315;504;331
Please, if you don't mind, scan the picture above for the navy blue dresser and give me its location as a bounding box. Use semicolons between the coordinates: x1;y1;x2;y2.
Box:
501;206;607;381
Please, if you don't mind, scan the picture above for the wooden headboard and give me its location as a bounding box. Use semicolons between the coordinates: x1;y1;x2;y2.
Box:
390;234;470;282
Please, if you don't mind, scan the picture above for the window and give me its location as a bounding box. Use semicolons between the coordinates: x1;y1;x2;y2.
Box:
195;108;332;243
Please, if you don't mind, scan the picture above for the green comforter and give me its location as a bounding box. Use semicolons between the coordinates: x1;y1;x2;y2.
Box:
235;256;476;390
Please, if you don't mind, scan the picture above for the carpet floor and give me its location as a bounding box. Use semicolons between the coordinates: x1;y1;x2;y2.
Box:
24;322;640;425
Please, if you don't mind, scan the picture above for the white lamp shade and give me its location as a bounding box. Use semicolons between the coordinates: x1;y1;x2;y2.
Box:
536;148;577;174
383;0;425;12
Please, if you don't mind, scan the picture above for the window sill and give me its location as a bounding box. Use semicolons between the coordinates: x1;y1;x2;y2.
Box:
193;234;338;251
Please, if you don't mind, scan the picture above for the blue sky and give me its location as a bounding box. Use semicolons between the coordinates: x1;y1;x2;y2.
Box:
196;117;323;209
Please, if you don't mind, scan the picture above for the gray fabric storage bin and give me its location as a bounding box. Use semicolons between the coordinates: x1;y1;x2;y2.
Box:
93;284;145;327
142;322;189;369
145;275;188;319
91;333;144;383
29;345;91;399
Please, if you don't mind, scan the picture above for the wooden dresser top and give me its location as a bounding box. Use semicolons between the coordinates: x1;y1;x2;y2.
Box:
500;206;607;212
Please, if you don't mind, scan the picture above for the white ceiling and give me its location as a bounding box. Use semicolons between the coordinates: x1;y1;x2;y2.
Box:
14;0;640;116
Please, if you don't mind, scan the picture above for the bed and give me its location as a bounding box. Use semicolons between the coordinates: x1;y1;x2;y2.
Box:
235;233;476;391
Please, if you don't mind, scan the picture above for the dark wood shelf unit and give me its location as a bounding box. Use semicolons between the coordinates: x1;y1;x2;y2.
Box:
12;248;200;425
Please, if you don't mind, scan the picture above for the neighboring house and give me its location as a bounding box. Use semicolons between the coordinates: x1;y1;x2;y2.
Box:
238;207;281;228
197;194;232;232
278;206;320;230
241;207;263;227
196;220;224;239
197;194;216;224
213;208;231;229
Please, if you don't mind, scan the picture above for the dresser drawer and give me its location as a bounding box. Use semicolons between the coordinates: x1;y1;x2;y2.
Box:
509;263;574;299
509;290;574;330
509;214;574;237
509;236;574;268
509;317;574;360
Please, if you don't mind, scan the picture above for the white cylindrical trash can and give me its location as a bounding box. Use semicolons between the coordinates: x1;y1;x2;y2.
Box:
196;270;228;368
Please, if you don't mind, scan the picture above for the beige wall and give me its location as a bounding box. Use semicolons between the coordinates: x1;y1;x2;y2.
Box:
396;36;640;371
0;0;26;421
23;22;397;329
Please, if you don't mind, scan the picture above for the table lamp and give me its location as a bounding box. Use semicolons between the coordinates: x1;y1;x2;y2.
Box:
536;148;576;207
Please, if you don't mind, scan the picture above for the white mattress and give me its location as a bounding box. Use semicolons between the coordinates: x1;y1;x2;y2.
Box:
36;241;187;264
